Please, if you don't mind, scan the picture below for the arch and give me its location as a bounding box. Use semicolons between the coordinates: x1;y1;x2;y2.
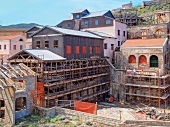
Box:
19;38;23;41
150;55;158;67
139;55;147;64
128;55;136;63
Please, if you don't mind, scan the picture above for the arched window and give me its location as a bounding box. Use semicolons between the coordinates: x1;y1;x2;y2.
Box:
129;55;136;63
19;38;23;41
139;55;147;64
150;55;158;67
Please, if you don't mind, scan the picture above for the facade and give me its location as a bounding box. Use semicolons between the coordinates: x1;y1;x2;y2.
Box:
57;9;127;47
118;38;170;108
127;24;168;39
0;28;27;37
154;10;170;24
8;50;110;108
142;0;170;7
0;35;26;63
0;63;36;126
31;26;104;60
86;30;117;62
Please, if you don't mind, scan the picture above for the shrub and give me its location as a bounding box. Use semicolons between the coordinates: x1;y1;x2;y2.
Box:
58;115;65;120
85;121;93;126
72;116;79;121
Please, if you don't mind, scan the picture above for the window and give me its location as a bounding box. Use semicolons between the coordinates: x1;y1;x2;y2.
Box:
15;97;26;111
36;41;40;48
139;55;147;64
123;31;126;37
90;46;93;54
0;45;1;50
111;44;114;50
129;55;136;63
104;43;107;49
45;41;49;48
150;55;158;67
75;46;79;54
66;46;71;54
118;41;120;46
13;45;16;50
54;40;58;48
19;38;23;41
106;20;111;24
85;21;88;26
95;20;99;25
68;23;71;28
4;45;6;50
82;46;86;54
20;45;23;50
76;15;80;19
118;30;120;36
96;46;100;54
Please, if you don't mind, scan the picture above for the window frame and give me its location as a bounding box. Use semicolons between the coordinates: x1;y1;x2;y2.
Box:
44;41;49;48
84;21;88;26
95;20;99;25
111;44;114;50
106;20;111;25
36;41;40;48
54;40;58;48
13;45;16;50
20;45;23;50
104;43;107;49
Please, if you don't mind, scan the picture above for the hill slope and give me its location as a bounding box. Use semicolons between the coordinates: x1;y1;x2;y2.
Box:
0;23;42;28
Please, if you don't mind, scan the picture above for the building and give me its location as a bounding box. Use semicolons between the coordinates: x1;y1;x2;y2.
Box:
57;9;127;47
8;49;111;108
25;26;43;49
142;0;170;7
0;28;27;37
154;10;170;24
31;26;104;60
119;38;170;108
0;63;36;126
0;35;26;63
127;24;168;39
86;30;117;63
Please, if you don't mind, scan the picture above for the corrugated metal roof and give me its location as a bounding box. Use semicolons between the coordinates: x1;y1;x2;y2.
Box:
24;49;66;61
72;9;87;14
25;26;43;32
32;26;103;39
86;30;117;39
82;10;108;18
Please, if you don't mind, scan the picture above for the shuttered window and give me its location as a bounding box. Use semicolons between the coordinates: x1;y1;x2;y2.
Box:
82;46;86;54
96;46;100;54
66;46;71;54
75;46;79;54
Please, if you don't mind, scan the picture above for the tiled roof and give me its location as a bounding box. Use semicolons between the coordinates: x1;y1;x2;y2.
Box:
121;38;167;47
0;35;19;41
32;26;103;39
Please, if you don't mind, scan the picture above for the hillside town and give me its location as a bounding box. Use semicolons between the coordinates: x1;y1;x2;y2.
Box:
0;0;170;127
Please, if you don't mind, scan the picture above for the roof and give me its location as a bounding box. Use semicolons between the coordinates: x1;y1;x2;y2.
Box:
72;9;87;14
0;35;20;41
85;30;117;39
121;38;167;48
9;49;66;61
64;10;114;20
82;10;109;18
32;26;103;39
25;26;43;32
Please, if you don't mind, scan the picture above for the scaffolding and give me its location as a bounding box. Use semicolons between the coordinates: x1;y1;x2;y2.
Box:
125;70;170;108
8;52;110;108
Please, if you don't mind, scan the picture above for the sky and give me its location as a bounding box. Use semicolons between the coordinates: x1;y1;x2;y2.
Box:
0;0;143;26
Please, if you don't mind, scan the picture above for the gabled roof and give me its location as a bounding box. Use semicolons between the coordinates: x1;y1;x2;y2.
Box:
72;9;89;14
0;35;20;41
31;26;103;39
25;26;43;33
85;30;117;39
82;10;113;19
64;10;114;21
8;49;66;61
121;38;167;48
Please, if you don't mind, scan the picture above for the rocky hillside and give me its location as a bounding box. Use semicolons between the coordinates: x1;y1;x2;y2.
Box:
0;23;42;28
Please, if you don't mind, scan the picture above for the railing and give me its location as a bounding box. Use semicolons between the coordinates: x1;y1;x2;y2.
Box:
56;100;74;108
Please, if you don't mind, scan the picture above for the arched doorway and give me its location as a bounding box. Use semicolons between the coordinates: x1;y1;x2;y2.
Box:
129;55;136;63
139;55;147;64
150;55;158;67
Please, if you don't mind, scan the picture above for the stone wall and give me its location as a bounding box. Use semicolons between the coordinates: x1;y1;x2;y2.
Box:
124;120;170;126
32;106;121;126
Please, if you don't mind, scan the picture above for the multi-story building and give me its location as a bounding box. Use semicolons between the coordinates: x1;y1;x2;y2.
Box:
31;26;104;60
0;28;27;37
0;35;26;63
57;9;127;47
86;30;117;63
118;38;170;108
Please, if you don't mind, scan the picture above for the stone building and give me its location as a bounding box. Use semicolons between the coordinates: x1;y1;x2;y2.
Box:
119;38;170;108
142;0;170;7
154;10;170;24
0;28;27;37
127;24;168;39
0;63;36;126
